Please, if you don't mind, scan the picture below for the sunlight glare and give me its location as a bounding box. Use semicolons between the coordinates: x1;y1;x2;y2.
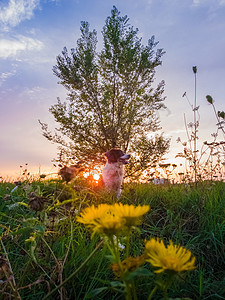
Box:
93;173;100;181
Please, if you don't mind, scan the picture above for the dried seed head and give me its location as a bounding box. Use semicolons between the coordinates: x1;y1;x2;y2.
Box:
40;174;46;179
0;256;8;269
206;95;213;104
28;193;46;212
3;194;11;201
14;181;22;186
192;66;197;74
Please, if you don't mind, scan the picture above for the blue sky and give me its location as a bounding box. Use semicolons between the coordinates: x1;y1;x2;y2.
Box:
0;0;225;178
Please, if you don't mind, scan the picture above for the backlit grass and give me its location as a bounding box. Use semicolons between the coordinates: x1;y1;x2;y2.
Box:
0;179;224;299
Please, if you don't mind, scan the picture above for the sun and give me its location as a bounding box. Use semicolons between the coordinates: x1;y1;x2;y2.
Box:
82;166;102;183
93;173;100;181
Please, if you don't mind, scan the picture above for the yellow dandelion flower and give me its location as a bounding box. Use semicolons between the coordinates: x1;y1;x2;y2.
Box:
94;214;125;236
113;203;150;227
77;204;126;236
145;238;196;273
76;204;112;227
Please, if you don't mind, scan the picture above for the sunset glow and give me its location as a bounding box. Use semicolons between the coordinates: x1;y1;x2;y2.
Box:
83;172;89;178
93;173;100;181
82;167;102;183
0;1;225;180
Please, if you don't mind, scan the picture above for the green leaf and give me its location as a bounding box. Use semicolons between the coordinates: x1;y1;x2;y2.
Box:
110;281;125;288
34;225;46;233
105;254;115;263
168;298;192;300
125;267;153;281
85;287;108;298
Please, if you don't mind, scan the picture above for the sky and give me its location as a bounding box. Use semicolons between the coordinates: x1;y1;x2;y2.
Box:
0;0;225;179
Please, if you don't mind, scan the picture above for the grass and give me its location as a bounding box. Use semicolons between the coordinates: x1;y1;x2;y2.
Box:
0;178;225;299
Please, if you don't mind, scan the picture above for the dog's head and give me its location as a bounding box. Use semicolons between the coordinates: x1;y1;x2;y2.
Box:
104;149;130;164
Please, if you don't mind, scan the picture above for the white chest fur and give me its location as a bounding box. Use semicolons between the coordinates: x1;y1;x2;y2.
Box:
102;162;124;196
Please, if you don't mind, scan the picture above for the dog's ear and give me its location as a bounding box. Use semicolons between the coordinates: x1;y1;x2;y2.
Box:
104;150;110;159
104;149;124;163
104;149;116;162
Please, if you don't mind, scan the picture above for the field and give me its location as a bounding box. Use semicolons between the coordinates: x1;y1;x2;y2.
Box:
0;178;225;299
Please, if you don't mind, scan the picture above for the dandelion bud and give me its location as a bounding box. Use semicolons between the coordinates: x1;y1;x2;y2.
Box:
206;95;213;104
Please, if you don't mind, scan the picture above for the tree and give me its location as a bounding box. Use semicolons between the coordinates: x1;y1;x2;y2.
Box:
40;6;170;177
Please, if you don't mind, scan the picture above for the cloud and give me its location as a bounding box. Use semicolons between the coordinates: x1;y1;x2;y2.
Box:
0;0;40;31
0;70;16;86
0;35;44;59
192;0;225;6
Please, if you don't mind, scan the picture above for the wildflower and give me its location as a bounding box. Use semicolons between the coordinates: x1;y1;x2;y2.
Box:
113;203;150;227
77;204;126;236
94;214;125;236
187;122;194;128
211;133;218;138
113;235;125;250
145;238;196;274
111;255;146;278
76;204;111;227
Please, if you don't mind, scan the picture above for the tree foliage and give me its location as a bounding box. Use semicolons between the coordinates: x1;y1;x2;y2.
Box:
40;6;170;177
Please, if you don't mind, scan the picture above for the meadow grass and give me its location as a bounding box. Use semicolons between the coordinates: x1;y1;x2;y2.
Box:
0;178;224;299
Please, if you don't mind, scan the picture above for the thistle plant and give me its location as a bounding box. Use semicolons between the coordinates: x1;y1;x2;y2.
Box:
176;66;200;184
77;202;196;299
176;67;225;183
203;95;225;180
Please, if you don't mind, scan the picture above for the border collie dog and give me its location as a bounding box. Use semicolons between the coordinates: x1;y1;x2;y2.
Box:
102;149;130;198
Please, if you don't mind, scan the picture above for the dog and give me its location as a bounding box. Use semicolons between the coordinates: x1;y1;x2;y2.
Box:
102;148;130;198
59;165;84;182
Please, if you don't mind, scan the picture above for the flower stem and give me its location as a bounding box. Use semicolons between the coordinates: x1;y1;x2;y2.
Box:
124;281;133;300
126;228;131;258
131;280;138;300
148;285;158;300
